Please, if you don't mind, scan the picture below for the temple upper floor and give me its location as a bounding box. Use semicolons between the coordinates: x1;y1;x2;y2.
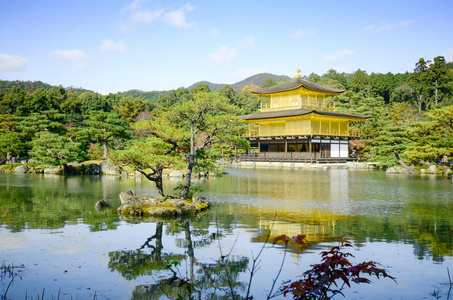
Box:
252;76;344;112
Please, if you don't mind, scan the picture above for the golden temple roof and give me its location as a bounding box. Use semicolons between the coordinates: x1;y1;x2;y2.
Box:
252;76;345;95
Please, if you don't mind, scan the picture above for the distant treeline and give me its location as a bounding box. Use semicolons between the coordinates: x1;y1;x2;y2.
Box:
0;55;452;167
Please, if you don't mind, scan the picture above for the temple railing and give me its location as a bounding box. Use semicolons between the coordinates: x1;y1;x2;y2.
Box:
237;154;359;163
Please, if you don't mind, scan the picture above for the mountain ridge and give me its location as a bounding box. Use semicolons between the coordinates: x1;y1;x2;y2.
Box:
187;73;291;92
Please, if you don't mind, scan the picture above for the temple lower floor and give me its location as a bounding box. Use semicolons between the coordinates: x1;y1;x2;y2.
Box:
247;136;351;159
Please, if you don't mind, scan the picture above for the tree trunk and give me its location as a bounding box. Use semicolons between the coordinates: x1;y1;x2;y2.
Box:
154;169;164;198
435;80;438;106
180;122;195;200
142;168;165;198
418;94;422;113
180;153;194;199
393;150;408;168
103;140;109;160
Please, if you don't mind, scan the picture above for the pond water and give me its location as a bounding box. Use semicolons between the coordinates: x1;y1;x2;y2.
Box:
1;168;453;299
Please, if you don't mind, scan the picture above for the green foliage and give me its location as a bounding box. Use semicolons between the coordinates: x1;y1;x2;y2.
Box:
79;92;112;116
367;125;413;167
0;56;452;167
0;87;29;115
191;83;211;94
82;111;128;159
111;116;186;196
262;77;277;88
391;84;415;104
0;115;27;158
404;106;453;163
113;95;147;123
157;87;193;108
349;69;369;93
29;131;83;166
116;89;160;103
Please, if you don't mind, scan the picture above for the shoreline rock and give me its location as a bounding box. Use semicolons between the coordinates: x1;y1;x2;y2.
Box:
385;166;418;175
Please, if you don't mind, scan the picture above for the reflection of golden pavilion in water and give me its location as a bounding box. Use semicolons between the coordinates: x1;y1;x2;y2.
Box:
240;73;370;159
224;169;356;244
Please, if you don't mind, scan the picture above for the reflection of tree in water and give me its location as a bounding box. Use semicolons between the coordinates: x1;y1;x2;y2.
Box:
109;220;249;299
109;222;186;280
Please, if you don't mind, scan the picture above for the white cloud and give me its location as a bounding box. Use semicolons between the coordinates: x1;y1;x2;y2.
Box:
0;53;28;72
121;1;194;32
120;0;163;32
163;4;195;28
131;9;163;23
209;46;238;64
444;49;453;62
290;28;316;39
99;39;127;52
50;49;88;61
323;49;355;63
365;19;415;32
50;49;88;69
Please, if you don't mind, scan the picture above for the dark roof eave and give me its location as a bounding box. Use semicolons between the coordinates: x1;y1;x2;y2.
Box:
239;109;371;121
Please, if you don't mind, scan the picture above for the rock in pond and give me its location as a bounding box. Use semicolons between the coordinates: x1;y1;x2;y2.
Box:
95;200;109;212
385;166;418;175
117;191;210;218
14;165;29;173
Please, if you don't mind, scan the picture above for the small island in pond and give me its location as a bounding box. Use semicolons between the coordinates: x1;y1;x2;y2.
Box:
117;190;210;218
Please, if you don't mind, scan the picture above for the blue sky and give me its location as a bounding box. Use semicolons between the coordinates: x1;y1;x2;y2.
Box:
1;0;452;94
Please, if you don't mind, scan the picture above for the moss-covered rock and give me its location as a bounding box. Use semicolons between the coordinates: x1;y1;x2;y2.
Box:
117;191;210;219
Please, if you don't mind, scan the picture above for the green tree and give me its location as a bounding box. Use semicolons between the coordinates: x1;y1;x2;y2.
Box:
19;110;67;142
427;56;452;106
83;111;128;160
111;115;186;197
235;91;261;114
0;87;29;115
0;115;27;161
191;84;211;95
60;90;83;126
28;87;66;113
80;92;112;116
409;58;431;112
18;110;83;166
29;131;83;166
113;95;147;123
157;87;192;108
367;125;414;167
320;69;349;90
262;78;277;88
217;85;239;105
306;72;321;83
391;84;415;104
349;69;369;94
167;92;246;199
404;105;453;163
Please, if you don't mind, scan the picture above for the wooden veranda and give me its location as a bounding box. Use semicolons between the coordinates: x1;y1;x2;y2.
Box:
237;154;359;164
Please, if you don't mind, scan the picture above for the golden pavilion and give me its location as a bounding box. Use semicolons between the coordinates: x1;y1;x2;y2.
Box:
240;75;369;160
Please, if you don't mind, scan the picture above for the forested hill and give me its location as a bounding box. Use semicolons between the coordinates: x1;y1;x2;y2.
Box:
115;89;160;103
0;80;92;95
187;73;291;92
